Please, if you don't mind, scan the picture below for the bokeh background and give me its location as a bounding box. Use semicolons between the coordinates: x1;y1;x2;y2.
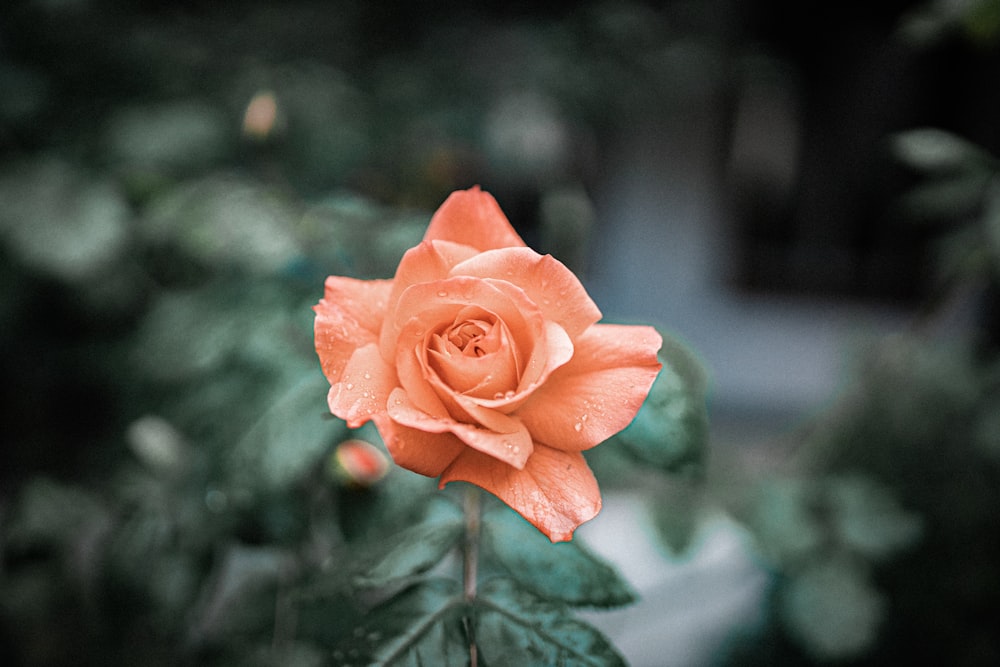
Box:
2;1;999;665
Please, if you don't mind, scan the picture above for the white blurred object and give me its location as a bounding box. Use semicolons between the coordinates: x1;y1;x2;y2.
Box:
578;493;769;667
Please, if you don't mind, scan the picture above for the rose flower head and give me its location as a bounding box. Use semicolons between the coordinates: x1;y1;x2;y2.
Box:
314;187;661;541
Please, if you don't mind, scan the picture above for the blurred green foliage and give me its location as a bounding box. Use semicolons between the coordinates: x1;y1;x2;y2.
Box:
721;133;1000;666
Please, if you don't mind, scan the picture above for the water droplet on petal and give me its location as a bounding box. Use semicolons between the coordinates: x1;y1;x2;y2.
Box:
437;290;448;297
364;371;371;379
574;422;583;432
511;445;520;454
345;383;354;390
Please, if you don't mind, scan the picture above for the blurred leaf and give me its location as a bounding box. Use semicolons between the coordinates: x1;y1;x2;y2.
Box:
0;157;131;281
353;497;464;589
188;543;298;646
892;128;993;174
228;372;348;493
332;578;468;667
825;474;923;562
142;175;303;275
482;505;635;608
748;478;823;566
104;99;232;174
897;170;993;223
650;482;702;556
6;477;111;551
613;330;708;475
779;556;885;662
474;578;627;667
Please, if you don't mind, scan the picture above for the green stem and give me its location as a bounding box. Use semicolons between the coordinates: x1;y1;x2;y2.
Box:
463;485;482;667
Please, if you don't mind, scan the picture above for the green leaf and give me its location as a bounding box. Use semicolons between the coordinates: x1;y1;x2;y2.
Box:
613;330;708;475
227;371;348;493
650;482;701;556
482;506;635;608
333;579;468;667
474;578;627;667
778;556;886;661
825;474;923;562
353;497;464;589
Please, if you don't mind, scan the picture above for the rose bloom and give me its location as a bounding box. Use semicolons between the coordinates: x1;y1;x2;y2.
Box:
314;187;661;541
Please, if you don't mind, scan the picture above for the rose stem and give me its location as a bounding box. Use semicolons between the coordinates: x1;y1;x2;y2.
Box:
463;485;482;667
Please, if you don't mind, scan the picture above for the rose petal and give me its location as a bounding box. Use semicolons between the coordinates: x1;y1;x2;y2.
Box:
374;414;463;477
379;240;479;361
393;276;542;406
511;319;574;397
314;277;392;384
327;343;397;428
388;388;533;469
451;247;602;338
423;186;526;251
426;317;519;397
439;445;601;542
516;324;663;451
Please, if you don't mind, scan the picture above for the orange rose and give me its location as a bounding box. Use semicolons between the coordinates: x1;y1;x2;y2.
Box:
314;187;662;541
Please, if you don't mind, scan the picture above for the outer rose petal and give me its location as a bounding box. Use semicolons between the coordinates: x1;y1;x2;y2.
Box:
328;343;396;428
314;277;392;384
451;247;602;339
374;414;463;477
517;324;663;451
388;388;533;469
423;186;526;251
439;444;601;542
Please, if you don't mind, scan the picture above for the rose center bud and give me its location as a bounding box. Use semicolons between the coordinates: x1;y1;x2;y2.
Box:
427;314;521;399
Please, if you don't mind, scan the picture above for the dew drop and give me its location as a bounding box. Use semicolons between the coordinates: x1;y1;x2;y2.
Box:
504;390;516;399
511;445;520;454
581;413;589;422
574;422;583;432
437;290;448;297
493;392;505;400
364;371;371;380
345;383;354;390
